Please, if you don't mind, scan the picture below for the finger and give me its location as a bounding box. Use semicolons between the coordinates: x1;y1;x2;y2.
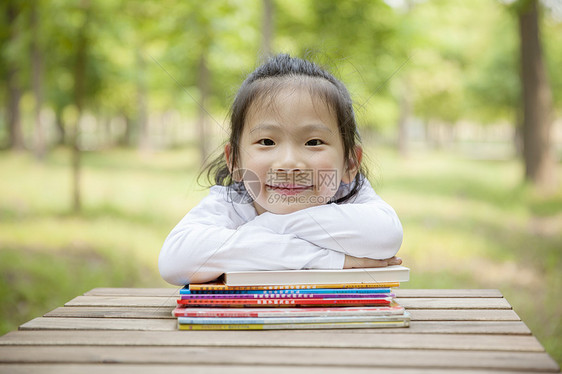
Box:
364;259;388;268
344;255;363;268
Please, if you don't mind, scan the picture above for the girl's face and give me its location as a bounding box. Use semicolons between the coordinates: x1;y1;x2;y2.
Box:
226;85;359;215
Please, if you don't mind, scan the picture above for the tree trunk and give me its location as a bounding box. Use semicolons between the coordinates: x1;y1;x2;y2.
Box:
71;0;91;214
518;0;557;189
103;114;112;148
262;0;274;58
197;52;210;165
31;0;46;159
119;112;133;147
5;2;25;150
514;107;523;157
397;76;411;157
137;48;150;152
54;106;66;145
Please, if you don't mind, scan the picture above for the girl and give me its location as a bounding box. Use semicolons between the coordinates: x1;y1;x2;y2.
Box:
159;54;403;286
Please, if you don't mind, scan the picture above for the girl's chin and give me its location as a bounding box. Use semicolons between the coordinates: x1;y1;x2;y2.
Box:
253;201;324;215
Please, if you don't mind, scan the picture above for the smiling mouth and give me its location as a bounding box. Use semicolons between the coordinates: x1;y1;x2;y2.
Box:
266;184;313;194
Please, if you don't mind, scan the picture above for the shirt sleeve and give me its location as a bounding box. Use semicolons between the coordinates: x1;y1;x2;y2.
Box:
248;179;403;260
158;187;345;286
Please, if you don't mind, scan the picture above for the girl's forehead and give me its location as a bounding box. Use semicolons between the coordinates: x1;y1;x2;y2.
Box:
248;84;334;115
243;86;340;139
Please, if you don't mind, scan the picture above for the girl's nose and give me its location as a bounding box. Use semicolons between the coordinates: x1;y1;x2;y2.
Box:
273;147;306;171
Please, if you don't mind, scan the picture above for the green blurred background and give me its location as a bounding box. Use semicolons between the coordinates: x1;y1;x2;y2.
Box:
1;0;561;365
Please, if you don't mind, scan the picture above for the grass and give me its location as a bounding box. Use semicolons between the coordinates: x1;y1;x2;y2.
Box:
372;147;562;363
0;147;208;333
0;144;560;364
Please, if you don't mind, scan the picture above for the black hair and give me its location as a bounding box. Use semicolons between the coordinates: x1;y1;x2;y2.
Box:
202;53;368;204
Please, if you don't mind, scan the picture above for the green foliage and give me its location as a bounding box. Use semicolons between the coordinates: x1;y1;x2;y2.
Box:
0;147;204;334
1;0;561;148
275;0;405;129
544;14;562;110
371;146;562;364
0;245;158;334
0;0;561;363
0;146;561;365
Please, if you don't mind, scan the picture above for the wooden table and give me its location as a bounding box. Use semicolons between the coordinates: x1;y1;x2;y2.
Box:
0;288;559;373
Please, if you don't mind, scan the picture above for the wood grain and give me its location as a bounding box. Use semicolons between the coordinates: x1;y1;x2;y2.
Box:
65;296;177;307
0;346;558;372
45;306;175;319
0;330;545;351
0;364;544;374
64;295;511;309
44;306;520;321
19;317;531;335
396;298;511;309
1;288;558;373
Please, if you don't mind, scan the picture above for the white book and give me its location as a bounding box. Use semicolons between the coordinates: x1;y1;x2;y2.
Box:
178;312;411;325
224;265;409;286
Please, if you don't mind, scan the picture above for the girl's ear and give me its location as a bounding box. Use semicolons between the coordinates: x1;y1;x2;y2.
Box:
224;143;233;173
225;143;242;182
342;145;363;184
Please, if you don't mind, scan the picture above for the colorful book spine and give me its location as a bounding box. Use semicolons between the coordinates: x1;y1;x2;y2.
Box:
181;287;393;295
177;297;392;307
178;313;410;325
173;305;405;318
179;293;394;300
187;282;400;292
176;276;408;331
178;320;410;330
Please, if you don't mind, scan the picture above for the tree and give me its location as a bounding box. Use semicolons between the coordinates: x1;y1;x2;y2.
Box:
518;0;557;189
463;6;521;153
197;51;210;163
262;0;274;58
30;0;46;159
136;47;149;151
3;1;25;150
70;0;93;213
276;0;402;132
396;76;412;157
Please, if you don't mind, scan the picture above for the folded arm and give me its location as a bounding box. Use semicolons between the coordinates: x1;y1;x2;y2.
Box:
158;190;344;286
248;190;403;260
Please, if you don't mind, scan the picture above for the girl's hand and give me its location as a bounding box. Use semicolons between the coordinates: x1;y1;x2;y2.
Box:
343;255;402;269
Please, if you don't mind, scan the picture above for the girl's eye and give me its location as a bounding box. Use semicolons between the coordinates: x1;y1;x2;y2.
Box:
258;139;275;146
306;139;324;146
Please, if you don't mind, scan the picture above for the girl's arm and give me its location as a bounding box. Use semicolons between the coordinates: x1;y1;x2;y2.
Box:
158;187;344;286
248;180;403;260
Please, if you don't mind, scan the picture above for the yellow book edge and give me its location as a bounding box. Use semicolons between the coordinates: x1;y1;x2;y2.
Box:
188;281;400;291
178;320;410;330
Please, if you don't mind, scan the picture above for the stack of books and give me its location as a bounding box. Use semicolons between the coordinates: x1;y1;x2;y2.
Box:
173;265;410;330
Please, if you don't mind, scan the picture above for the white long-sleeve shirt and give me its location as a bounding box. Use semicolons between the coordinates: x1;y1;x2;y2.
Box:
158;177;403;286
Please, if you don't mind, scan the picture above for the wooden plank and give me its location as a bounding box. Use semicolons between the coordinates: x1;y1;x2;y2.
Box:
395;289;503;298
84;287;180;297
408;309;520;321
18;317;532;335
83;288;503;298
0;364;539;374
64;295;511;309
328;321;532;335
19;317;177;331
397;298;511;309
44;306;520;322
45;306;175;319
65;296;177;307
0;346;558;372
0;330;545;352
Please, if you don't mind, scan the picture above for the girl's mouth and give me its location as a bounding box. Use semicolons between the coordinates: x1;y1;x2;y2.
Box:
266;184;313;195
